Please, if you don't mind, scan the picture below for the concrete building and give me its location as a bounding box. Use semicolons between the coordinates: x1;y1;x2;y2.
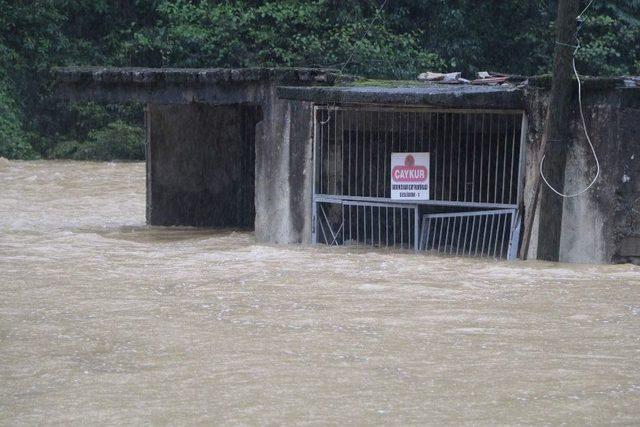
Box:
54;67;640;264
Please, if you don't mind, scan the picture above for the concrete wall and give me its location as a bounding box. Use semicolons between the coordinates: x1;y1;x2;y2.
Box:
523;85;640;264
146;93;315;244
254;85;314;243
147;103;258;228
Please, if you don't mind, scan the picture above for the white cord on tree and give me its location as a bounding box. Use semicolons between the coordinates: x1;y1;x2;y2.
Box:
540;0;600;198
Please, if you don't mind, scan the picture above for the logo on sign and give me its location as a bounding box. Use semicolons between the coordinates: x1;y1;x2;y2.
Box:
390;152;430;200
392;155;428;182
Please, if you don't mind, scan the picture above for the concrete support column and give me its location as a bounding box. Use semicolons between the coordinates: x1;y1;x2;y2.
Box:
254;86;314;244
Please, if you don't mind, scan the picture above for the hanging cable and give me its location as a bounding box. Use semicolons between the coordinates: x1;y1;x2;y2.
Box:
540;0;600;198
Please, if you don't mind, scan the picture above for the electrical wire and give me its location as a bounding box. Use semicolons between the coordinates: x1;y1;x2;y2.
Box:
540;0;600;198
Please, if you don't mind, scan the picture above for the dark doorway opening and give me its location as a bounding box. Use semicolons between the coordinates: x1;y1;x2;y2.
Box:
147;103;262;229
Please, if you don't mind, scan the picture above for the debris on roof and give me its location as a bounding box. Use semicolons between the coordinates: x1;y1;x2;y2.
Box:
472;71;510;85
417;71;470;84
417;70;514;85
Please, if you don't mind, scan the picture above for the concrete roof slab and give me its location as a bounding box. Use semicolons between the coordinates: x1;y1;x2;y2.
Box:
53;66;338;104
277;84;525;110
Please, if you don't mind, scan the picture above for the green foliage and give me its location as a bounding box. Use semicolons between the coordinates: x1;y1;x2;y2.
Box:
0;0;638;160
578;10;640;75
50;121;145;161
0;82;37;159
128;0;445;78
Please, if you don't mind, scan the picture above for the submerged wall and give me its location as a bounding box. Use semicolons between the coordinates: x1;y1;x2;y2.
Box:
522;81;640;264
54;67;332;243
280;78;640;264
253;88;314;244
53;67;640;263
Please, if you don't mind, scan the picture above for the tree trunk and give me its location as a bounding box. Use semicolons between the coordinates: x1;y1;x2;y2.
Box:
520;0;580;261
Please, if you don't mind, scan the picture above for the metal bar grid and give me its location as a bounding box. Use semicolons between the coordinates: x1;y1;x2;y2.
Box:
314;105;524;207
314;200;418;250
311;104;525;260
419;209;519;260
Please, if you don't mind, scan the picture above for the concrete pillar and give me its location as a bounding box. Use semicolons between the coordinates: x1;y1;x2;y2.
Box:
254;86;314;244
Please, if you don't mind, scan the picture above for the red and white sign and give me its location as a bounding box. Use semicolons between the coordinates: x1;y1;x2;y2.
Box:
391;152;430;200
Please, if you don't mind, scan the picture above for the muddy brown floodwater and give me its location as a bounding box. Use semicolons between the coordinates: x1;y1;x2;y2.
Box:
1;160;639;425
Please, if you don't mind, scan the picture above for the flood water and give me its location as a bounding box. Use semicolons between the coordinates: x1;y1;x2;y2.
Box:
1;160;639;425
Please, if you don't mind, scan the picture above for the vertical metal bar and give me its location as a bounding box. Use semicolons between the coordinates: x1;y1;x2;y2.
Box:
348;205;352;245
441;113;447;200
474;215;482;257
319;109;323;194
420;111;425;153
449;113;454;201
370;202;374;246
444;217;452;254
364;205;369;245
494;114;500;203
333;108;338;194
376;111;380;197
501;115;508;204
393;207;397;247
434;113;439;200
499;212;509;258
425;218;433;250
348;109;352;197
400;206;404;248
444;217;451;253
453;217;461;255
408;209;412;250
406;111;410;152
354;110;359;196
492;214;501;258
472;114;478;202
341;108;345;196
464;113;469;202
427;112;431;154
414;207;419;251
509;114;516;204
456;215;463;255
479;114;485;203
508;210;521;260
356;203;360;244
462;215;470;254
412;112;419;152
487;213;496;258
362;111;366;197
457;113;462;201
481;213;490;257
326;109;331;195
378;203;381;245
323;109;331;194
341;203;345;245
365;111;373;197
469;216;477;256
386;206;389;246
312;107;319;245
437;217;444;252
486;113;493;203
383;112;388;197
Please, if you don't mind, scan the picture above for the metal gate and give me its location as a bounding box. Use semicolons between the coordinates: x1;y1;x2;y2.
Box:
312;104;526;259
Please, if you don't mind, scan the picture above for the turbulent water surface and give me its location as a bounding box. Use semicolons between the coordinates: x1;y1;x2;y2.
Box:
1;160;639;425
